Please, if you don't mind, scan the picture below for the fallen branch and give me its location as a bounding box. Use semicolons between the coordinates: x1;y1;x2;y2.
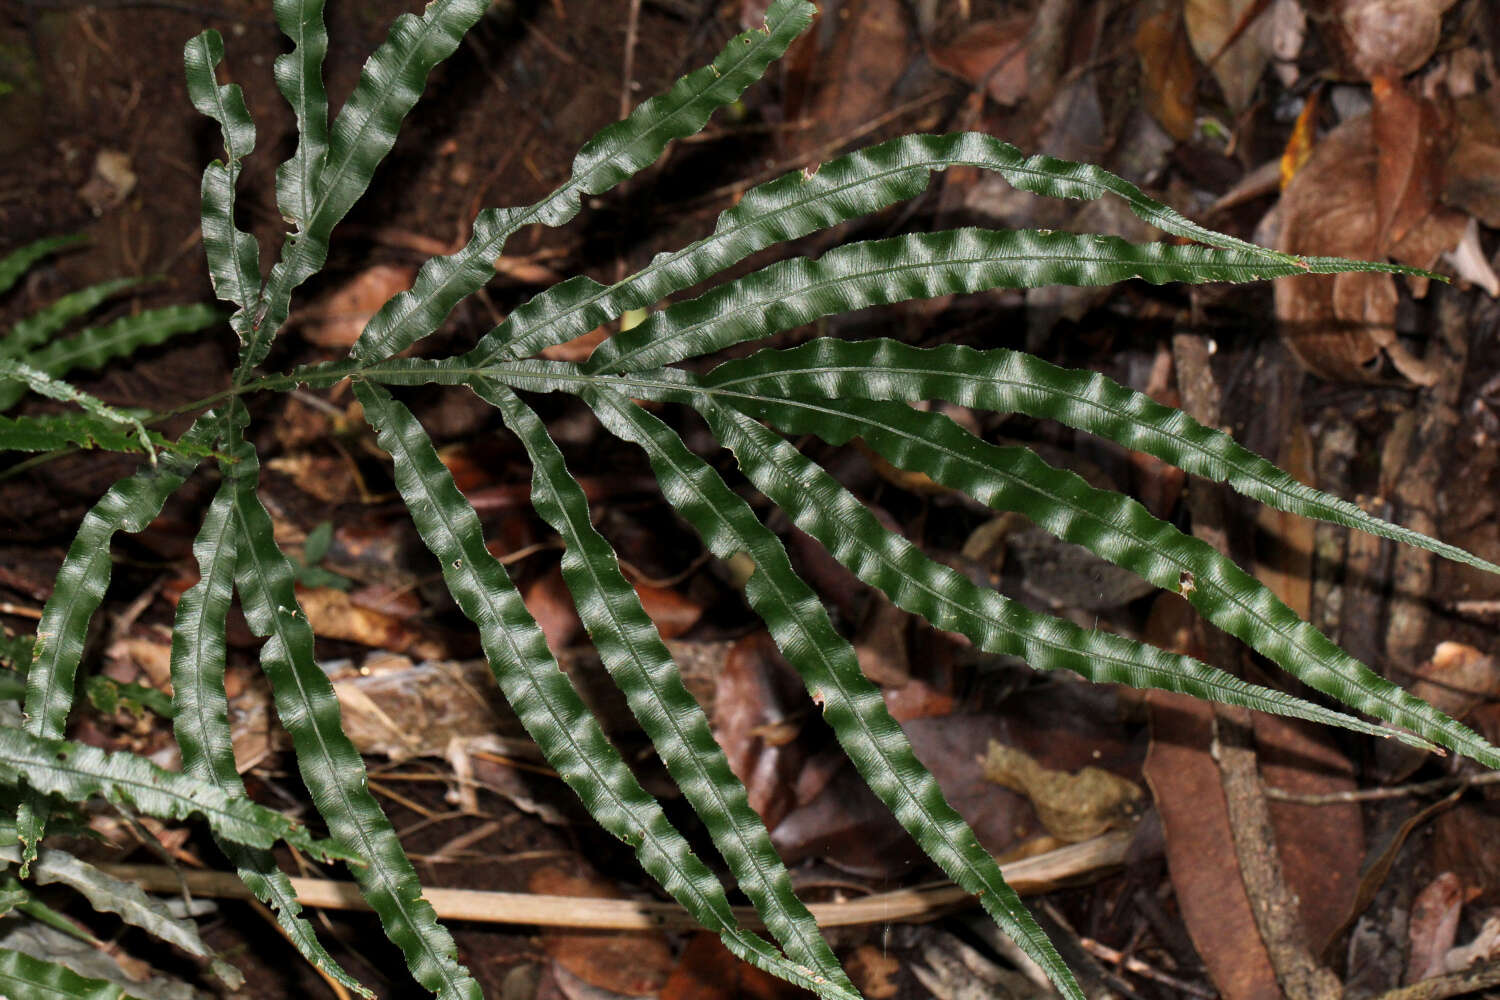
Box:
99;830;1130;931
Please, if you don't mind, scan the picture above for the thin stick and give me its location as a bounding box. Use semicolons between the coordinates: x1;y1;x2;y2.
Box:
620;0;642;121
99;831;1129;930
1078;935;1217;999
1266;768;1500;805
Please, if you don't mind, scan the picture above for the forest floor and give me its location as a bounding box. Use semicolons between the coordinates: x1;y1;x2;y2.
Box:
4;0;1500;998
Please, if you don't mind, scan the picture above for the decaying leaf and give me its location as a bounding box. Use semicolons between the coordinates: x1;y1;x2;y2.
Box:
530;867;675;997
301;264;417;348
928;15;1032;108
1134;8;1199;142
1407;641;1500;722
1184;0;1271;112
981;740;1143;842
1406;872;1472;984
1443;94;1500;229
1274;111;1463;384
1310;0;1458;79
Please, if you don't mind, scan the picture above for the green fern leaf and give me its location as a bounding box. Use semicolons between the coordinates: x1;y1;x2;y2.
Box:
687;388;1467;750
473;379;855;995
272;0;330;232
3;277;143;358
183;31;262;329
704;339;1500;578
347;0;816;366
171;470;370;997
0;304;223;412
582;229;1390;376
0;361;155;457
221;411;481;1000
0;236;86;299
582;387;1085;1000
0;413;162;457
0;946;129;1000
250;0;489;372
755;396;1497;763
354;381;857;1000
15;415;216;870
466;130;1406;367
0;729;343;859
21;847;241;988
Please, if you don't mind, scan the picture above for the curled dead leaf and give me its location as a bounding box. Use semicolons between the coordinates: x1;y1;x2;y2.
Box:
1312;0;1458;79
1274;113;1459;384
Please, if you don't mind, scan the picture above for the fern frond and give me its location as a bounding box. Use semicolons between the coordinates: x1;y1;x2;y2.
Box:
473;379;855;994
250;0;490;371
703;338;1500;578
22;847;241;987
347;0;816;365
0;413;157;458
467;130;1409;367
583;387;1085;1000
0;946;129;1000
682;387;1417;739
0;361;154;458
171;470;369;997
0;729;343;859
767;397;1497;763
3;278;143;358
15;415;217;870
0;236;86;298
272;0;330;233
581;229;1391;376
0;304;223;413
353;381;857;1000
221;409;481;1000
183;30;262;328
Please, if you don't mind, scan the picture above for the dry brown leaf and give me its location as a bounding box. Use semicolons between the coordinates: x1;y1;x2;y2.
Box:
1442;94;1500;229
1143;593;1363;1000
1371;75;1450;250
1274;113;1456;384
711;632;814;829
1134;8;1198;141
296;585;446;659
632;582;702;640
1312;0;1458;79
78;149;136;216
777;0;913;161
1253;422;1315;619
928;15;1031;108
1407;641;1500;721
524;564;584;655
1407;872;1471;984
541;325;612;363
661;934;806;1000
854;596;911;687
265;453;362;505
1184;0;1271;112
846;945;901;1000
530;868;675;997
302;264;417;348
1144;687;1281;1000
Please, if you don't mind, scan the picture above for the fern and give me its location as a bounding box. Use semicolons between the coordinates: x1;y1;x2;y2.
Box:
5;0;1497;996
0;237;220;416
